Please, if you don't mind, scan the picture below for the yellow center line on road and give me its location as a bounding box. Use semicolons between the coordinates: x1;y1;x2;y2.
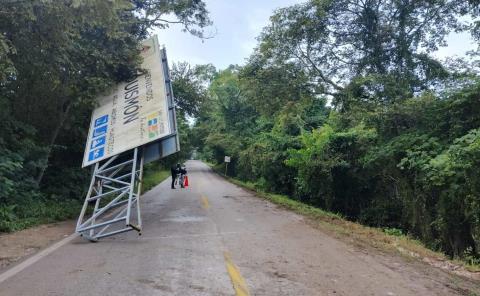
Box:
201;195;210;209
224;252;250;296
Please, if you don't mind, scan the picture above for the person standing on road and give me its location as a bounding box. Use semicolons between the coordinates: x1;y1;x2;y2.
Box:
171;163;180;189
171;163;187;189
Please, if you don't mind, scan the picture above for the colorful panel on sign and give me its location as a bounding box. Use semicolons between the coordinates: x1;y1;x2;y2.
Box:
147;112;160;139
88;115;108;161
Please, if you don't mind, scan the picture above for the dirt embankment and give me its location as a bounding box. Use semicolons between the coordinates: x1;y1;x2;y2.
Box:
0;220;75;272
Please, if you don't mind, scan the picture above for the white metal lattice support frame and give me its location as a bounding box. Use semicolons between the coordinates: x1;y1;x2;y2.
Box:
76;148;144;241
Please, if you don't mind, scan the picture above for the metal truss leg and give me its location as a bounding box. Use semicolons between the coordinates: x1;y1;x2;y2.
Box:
76;148;144;241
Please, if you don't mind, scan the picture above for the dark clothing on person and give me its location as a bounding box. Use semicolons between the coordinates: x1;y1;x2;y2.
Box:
171;164;187;189
171;166;179;189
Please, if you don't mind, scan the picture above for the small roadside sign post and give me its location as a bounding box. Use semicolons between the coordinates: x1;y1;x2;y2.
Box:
224;156;231;176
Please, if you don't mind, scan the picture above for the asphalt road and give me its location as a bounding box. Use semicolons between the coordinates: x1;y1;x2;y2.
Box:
0;160;478;296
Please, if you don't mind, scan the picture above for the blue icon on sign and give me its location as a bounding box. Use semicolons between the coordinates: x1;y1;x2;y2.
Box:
93;125;107;138
88;147;104;161
148;118;158;125
95;115;109;127
90;136;106;149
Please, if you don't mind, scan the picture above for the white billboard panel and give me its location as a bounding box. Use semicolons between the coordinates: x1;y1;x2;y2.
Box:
82;35;177;167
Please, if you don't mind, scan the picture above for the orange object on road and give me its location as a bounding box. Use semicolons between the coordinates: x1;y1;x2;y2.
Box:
184;175;189;187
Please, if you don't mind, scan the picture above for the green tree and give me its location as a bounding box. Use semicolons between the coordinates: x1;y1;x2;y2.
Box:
171;62;214;117
257;0;479;107
195;0;480;260
0;0;211;231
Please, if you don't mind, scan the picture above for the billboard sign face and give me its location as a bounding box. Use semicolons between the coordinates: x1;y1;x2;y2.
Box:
82;35;178;167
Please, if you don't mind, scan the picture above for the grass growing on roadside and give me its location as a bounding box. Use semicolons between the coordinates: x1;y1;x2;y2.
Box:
141;164;170;193
0;164;170;234
218;174;480;274
0;199;81;233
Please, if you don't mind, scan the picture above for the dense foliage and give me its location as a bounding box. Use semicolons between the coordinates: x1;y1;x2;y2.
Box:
2;0;480;262
0;0;210;232
196;0;480;259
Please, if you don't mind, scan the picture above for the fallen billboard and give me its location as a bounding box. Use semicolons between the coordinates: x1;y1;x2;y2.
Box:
82;35;179;167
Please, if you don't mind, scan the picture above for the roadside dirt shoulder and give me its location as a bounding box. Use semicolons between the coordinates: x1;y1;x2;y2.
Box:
0;220;75;272
215;172;480;293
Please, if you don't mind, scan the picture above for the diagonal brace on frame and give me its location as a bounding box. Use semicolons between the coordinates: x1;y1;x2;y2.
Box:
76;148;144;241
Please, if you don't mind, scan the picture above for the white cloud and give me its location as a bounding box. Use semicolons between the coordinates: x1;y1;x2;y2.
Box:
434;32;477;59
153;0;302;69
154;0;475;70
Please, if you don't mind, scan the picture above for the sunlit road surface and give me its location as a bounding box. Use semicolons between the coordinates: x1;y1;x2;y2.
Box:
0;160;477;296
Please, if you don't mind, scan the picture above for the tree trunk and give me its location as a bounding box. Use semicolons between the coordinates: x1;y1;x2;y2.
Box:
35;102;72;186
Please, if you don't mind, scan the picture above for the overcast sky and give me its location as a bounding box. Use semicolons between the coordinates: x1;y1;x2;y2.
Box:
154;0;477;70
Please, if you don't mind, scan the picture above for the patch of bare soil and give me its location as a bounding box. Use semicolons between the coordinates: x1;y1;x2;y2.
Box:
231;178;480;284
299;218;480;294
0;220;75;272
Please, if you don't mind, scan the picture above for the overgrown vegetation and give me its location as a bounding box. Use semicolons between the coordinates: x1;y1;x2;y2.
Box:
141;164;170;194
194;1;480;261
0;0;210;232
2;0;480;267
